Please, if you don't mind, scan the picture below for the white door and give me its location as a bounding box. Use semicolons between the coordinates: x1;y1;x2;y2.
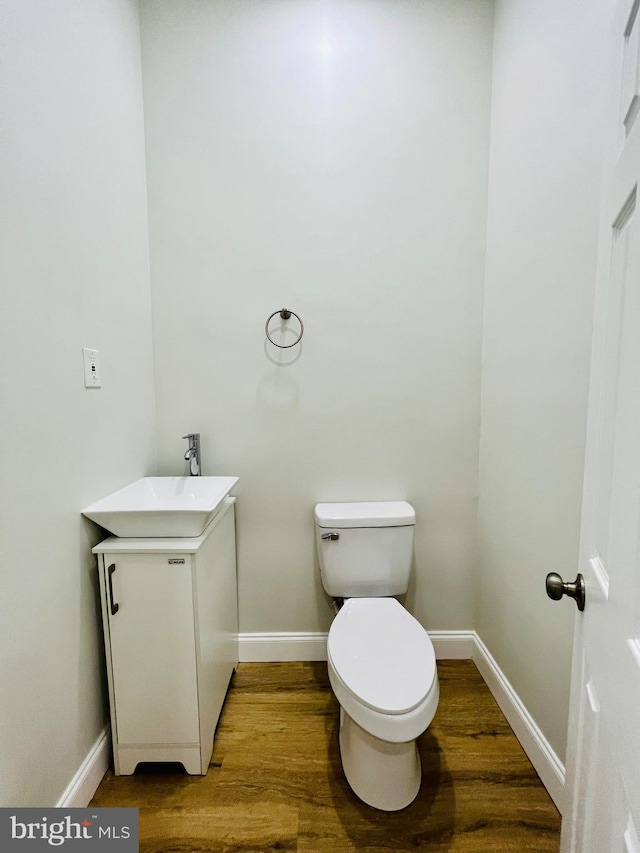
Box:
560;1;640;850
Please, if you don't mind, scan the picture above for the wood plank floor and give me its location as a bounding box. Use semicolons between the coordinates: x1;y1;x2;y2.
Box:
90;660;561;852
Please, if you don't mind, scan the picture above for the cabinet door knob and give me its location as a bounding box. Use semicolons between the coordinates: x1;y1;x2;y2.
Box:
107;563;119;615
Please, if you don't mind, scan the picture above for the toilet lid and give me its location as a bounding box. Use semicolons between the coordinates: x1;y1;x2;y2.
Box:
327;598;436;715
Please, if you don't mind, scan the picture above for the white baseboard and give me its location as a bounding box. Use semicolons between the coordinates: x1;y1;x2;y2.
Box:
238;632;328;662
238;629;476;663
428;630;476;660
57;725;111;808
471;633;566;814
69;631;566;815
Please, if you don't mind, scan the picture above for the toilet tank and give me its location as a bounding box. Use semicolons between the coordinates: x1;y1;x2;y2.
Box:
314;501;416;597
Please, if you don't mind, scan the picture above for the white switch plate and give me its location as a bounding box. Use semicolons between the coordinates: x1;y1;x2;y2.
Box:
82;348;101;388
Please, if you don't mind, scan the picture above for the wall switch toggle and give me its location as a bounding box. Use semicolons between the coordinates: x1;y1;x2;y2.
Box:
82;348;101;388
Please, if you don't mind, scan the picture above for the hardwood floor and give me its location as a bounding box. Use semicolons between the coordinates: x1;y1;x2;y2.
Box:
90;660;561;852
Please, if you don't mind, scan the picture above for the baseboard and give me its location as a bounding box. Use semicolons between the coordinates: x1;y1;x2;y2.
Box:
238;630;476;663
428;630;476;660
238;632;328;662
471;633;566;814
57;725;111;808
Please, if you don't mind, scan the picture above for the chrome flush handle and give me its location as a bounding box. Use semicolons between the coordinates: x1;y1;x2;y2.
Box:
321;532;339;541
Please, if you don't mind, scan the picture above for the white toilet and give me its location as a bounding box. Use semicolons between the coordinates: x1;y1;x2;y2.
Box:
315;500;439;812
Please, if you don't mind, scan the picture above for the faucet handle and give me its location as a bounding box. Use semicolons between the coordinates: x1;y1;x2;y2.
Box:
182;433;200;441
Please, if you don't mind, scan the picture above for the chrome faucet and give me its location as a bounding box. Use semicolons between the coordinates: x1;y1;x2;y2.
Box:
183;433;201;476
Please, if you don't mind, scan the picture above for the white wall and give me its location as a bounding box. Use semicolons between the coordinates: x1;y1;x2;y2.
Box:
478;0;611;763
0;0;155;806
141;0;494;635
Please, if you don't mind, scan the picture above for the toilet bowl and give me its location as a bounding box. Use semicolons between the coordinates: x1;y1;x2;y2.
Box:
327;597;439;811
314;499;439;811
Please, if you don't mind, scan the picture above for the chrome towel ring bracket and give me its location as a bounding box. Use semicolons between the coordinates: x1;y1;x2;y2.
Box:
265;308;304;348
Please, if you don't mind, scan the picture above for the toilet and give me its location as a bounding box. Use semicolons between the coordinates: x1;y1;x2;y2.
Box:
315;500;439;811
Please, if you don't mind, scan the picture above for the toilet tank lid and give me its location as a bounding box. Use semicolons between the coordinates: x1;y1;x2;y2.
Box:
314;501;415;528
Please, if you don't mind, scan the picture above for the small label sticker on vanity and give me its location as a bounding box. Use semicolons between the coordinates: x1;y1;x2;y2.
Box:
168;558;185;564
0;808;139;850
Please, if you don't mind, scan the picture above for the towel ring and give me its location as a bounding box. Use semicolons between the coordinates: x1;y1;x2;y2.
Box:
265;308;304;348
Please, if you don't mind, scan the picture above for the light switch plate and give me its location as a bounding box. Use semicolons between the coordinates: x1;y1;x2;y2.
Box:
82;348;101;388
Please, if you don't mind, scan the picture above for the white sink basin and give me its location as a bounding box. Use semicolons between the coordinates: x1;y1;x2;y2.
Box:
82;476;239;538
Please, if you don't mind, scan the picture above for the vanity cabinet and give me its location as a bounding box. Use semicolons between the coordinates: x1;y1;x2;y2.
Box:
94;497;238;775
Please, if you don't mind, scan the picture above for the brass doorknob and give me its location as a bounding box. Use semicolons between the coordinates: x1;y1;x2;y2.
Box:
545;572;585;611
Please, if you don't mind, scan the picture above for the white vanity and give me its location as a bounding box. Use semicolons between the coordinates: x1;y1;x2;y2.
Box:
92;492;238;776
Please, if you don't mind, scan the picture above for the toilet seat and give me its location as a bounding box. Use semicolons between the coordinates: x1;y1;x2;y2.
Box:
327;598;436;715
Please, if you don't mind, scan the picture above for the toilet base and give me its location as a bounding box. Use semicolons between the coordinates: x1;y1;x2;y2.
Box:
338;708;421;811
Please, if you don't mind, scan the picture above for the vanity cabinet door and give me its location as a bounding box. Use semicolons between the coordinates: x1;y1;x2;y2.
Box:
104;555;199;746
